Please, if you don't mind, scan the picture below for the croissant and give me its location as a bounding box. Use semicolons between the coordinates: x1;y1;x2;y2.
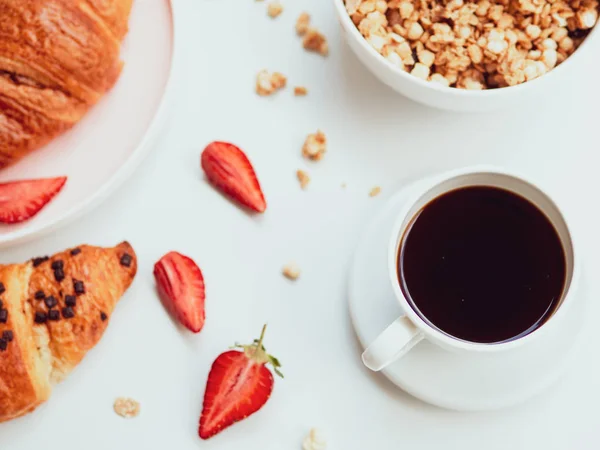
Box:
0;0;133;168
0;241;137;423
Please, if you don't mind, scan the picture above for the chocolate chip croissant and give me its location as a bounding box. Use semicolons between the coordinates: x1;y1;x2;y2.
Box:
0;0;133;168
0;241;137;423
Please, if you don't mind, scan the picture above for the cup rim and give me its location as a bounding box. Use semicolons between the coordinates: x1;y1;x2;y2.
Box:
332;0;600;98
387;165;581;353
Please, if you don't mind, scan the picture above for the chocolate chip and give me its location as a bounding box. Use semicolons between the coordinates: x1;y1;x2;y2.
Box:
34;312;47;324
65;295;76;307
0;339;6;351
2;330;13;342
34;290;45;300
32;256;49;267
73;280;85;295
54;269;65;282
62;307;75;319
48;310;60;321
120;253;132;267
44;296;58;309
0;309;7;323
0;300;3;309
100;312;107;321
70;248;82;256
51;260;64;271
0;283;5;295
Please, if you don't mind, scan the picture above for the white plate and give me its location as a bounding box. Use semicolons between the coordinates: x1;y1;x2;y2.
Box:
348;181;589;411
0;0;175;247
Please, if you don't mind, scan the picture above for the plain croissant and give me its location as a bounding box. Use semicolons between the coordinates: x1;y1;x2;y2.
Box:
0;241;137;423
0;0;133;168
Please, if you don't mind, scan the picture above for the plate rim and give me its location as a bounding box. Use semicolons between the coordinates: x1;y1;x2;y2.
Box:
0;0;177;248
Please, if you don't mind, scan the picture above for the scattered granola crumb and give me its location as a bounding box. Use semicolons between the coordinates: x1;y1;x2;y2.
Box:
267;1;283;18
282;263;301;280
296;12;311;35
256;70;287;96
297;170;310;189
294;86;308;96
113;398;140;418
303;28;329;56
302;131;327;161
369;186;382;197
341;183;347;189
303;428;327;450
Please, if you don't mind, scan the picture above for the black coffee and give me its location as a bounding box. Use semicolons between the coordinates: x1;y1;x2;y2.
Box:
399;186;566;344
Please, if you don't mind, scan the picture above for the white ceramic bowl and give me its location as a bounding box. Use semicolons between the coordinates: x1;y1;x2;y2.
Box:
333;0;600;112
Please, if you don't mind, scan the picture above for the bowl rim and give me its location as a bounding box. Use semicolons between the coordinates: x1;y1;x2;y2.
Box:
332;0;600;97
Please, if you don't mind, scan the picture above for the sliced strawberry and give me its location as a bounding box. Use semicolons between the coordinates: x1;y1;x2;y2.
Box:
153;251;206;333
0;176;67;224
199;325;283;440
201;142;267;213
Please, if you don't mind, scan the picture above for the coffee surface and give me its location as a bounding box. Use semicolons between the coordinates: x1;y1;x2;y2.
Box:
399;186;566;343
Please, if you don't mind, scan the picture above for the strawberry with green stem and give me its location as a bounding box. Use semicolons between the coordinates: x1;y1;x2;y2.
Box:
199;325;283;440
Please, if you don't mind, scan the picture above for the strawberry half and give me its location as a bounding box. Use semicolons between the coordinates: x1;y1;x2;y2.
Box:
199;325;283;440
153;251;206;333
201;142;267;213
0;176;67;224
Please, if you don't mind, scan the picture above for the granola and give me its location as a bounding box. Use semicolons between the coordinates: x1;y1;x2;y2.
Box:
302;428;327;450
294;86;308;96
302;131;327;161
296;13;329;55
256;70;287;96
303;29;329;56
296;12;311;35
282;264;301;280
345;0;599;88
113;398;140;418
267;1;283;18
297;170;311;189
369;186;382;197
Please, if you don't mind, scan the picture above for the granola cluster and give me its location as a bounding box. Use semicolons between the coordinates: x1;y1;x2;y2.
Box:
267;1;283;18
296;169;311;188
297;13;330;56
113;397;140;418
256;70;287;96
282;263;301;280
302;131;327;161
345;0;598;88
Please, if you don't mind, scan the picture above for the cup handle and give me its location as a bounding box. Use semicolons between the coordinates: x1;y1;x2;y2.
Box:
362;316;424;372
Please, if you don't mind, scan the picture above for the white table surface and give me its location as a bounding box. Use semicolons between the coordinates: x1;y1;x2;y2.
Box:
2;0;600;448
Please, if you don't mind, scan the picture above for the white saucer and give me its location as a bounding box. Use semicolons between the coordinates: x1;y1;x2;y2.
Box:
348;181;589;411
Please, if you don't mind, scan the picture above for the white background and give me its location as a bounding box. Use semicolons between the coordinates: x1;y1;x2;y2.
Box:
1;0;600;448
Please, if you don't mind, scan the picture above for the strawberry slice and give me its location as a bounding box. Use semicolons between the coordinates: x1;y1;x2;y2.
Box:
201;142;267;213
153;251;206;333
0;176;67;224
199;325;283;440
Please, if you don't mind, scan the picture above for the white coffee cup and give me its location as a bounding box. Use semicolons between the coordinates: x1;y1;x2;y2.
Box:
362;167;579;372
